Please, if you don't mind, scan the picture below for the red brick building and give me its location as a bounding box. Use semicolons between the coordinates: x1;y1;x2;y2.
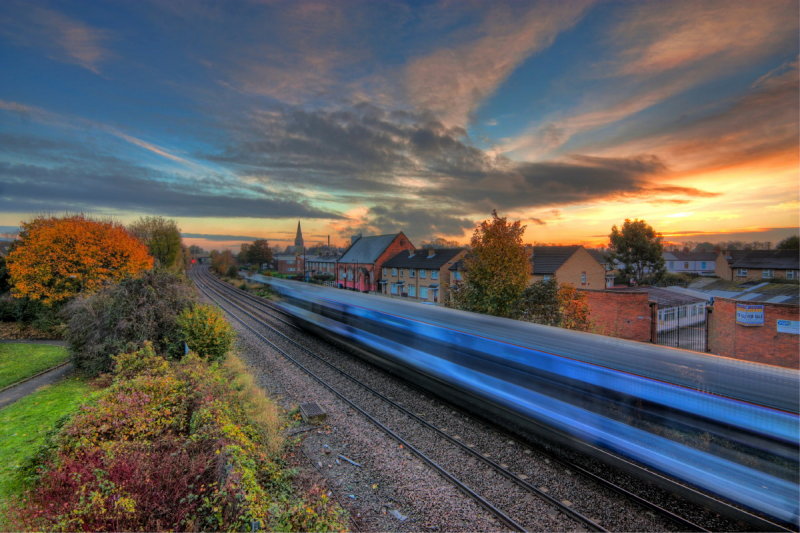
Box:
580;289;653;342
336;233;414;292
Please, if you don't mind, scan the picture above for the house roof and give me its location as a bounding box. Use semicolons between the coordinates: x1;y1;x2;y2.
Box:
338;233;406;265
665;251;717;262
730;250;799;270
383;248;465;269
719;249;752;265
531;245;582;274
631;286;706;307
586;249;609;265
449;258;466;271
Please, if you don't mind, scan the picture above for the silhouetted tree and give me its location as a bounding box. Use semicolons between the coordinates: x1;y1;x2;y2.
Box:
777;235;799;250
607;219;665;284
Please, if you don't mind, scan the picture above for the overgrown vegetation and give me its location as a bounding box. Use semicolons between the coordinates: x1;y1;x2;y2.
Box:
176;304;235;362
0;296;64;338
0;343;69;389
518;279;592;331
5;346;345;532
64;270;195;376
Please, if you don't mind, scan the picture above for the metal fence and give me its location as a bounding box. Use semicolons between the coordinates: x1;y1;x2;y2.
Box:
654;302;708;352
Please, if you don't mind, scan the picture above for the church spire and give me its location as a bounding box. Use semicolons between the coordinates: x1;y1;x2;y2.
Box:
294;220;304;248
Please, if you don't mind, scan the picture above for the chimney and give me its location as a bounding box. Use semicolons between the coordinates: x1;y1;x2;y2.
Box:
351;233;362;245
427;248;436;258
327;235;330;247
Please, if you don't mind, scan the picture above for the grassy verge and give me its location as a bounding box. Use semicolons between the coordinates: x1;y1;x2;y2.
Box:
0;343;69;389
0;376;94;515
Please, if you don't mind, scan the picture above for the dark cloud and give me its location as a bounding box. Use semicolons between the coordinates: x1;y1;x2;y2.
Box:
205;103;716;219
335;204;475;244
0;134;342;220
0;160;342;220
182;233;261;241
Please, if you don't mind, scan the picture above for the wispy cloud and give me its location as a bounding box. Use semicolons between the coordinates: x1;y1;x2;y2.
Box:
501;0;797;160
405;1;593;127
0;4;112;74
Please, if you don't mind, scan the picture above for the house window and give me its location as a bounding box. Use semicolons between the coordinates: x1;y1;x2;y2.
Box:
701;262;707;269
736;269;748;276
420;287;428;299
683;262;689;269
542;275;552;281
453;271;462;281
419;270;427;279
409;285;416;297
340;270;346;279
391;284;398;295
668;261;673;269
580;271;587;284
391;268;397;276
663;309;676;321
431;270;439;280
382;268;387;277
678;307;687;319
400;269;404;278
410;269;416;278
788;271;796;280
762;269;773;279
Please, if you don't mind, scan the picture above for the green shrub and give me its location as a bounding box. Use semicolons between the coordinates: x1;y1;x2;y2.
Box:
177;304;235;362
64;270;195;376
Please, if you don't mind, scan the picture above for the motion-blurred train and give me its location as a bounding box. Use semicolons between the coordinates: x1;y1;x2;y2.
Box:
250;274;799;529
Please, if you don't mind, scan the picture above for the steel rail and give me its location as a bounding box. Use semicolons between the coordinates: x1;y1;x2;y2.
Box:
197;269;607;531
203;272;724;531
202;269;795;533
191;270;532;533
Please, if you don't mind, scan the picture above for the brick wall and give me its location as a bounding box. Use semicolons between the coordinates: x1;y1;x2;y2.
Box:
580;289;653;342
707;297;799;368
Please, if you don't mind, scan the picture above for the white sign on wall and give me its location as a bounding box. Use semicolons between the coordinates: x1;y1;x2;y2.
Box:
736;303;764;326
776;320;800;335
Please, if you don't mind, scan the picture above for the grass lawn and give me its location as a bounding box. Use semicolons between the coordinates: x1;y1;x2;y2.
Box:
0;376;94;518
0;343;69;389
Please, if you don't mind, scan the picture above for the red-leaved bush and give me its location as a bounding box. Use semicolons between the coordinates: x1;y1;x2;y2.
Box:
15;440;217;531
8;345;346;532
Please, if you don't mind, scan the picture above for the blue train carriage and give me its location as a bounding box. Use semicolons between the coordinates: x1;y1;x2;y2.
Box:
253;275;800;528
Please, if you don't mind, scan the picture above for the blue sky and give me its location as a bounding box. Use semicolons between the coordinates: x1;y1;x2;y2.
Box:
1;0;797;250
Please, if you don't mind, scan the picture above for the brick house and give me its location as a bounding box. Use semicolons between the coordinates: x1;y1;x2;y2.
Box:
336;233;415;292
274;253;302;275
305;255;338;281
586;249;617;288
531;245;606;289
716;250;799;281
663;251;716;276
381;248;467;304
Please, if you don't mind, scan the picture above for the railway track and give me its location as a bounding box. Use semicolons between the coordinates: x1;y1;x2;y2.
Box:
192;268;743;532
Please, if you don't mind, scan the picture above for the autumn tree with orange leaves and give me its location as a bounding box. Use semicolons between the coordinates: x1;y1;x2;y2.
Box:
6;215;153;305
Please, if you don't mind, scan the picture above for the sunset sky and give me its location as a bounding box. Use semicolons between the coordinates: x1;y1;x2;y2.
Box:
1;0;798;251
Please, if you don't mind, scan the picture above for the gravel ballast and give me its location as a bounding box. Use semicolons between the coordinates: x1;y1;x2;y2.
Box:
195;272;754;532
